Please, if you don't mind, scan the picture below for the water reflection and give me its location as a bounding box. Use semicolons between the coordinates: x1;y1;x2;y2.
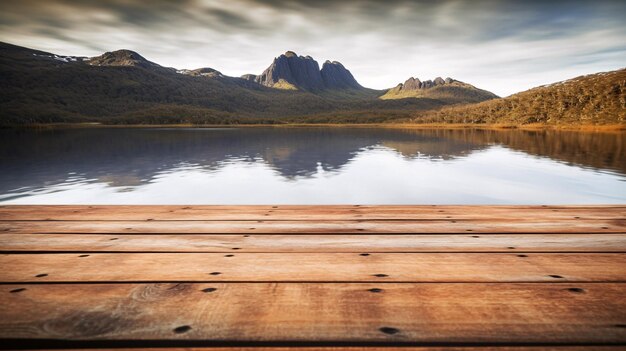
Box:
0;127;624;204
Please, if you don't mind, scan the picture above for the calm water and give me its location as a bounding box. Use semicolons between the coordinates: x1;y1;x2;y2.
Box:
0;127;624;204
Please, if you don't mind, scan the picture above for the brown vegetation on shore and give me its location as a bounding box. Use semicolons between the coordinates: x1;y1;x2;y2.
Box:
410;69;626;125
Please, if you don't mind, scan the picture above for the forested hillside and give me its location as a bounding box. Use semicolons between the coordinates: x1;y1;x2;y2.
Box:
411;69;626;125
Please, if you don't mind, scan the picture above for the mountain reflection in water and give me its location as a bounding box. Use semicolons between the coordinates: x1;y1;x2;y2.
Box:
0;127;624;204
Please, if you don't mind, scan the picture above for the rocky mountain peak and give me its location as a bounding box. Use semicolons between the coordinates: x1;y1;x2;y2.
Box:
382;75;498;102
395;76;464;91
320;60;362;90
403;77;422;90
255;51;324;91
255;52;363;91
88;50;160;69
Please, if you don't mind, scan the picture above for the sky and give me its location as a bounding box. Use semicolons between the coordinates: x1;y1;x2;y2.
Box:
0;0;624;96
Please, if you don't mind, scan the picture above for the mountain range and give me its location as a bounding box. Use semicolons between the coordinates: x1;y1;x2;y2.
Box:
0;42;498;125
0;41;623;125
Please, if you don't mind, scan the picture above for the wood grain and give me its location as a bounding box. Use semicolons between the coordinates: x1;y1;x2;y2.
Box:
1;233;625;252
2;205;625;349
1;253;624;282
1;205;624;221
2;219;624;234
1;283;624;344
22;348;624;351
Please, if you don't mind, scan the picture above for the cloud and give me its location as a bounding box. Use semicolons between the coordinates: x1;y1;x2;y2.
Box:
0;0;624;96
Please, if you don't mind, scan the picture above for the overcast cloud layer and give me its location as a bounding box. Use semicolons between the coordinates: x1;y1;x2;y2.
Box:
1;0;624;96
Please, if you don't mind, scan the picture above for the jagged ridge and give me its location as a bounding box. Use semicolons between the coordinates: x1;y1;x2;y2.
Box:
381;76;498;103
254;51;362;91
321;60;363;90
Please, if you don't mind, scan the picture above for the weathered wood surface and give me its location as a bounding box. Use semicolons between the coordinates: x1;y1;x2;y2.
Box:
1;205;625;221
2;253;625;283
2;219;624;234
1;283;625;344
1;205;625;349
2;233;625;252
17;349;626;351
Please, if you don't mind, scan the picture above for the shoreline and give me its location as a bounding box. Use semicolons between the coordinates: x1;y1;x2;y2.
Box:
4;122;625;132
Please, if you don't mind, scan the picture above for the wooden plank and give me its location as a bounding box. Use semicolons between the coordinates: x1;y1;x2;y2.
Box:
21;348;625;351
1;253;624;282
1;205;624;221
2;233;625;253
1;283;624;344
1;219;624;234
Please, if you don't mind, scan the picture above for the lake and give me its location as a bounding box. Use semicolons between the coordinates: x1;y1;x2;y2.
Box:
0;127;624;204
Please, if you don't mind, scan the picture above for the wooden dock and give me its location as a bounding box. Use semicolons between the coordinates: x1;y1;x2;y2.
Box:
1;205;625;350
